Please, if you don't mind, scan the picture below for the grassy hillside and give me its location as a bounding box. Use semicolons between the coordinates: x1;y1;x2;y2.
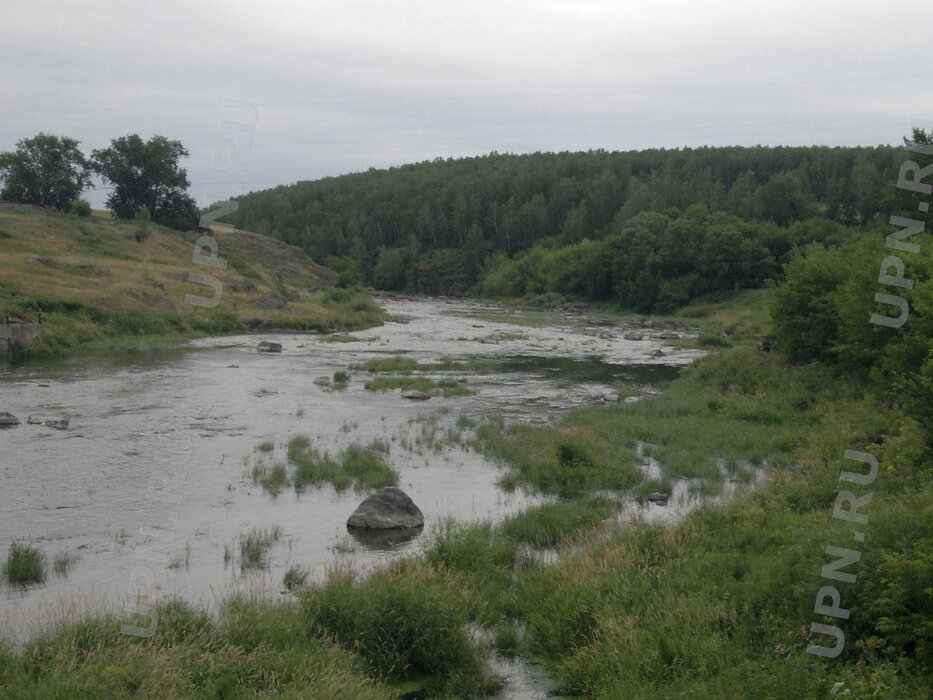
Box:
0;209;386;362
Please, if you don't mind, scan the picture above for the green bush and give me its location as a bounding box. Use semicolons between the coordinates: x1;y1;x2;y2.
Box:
70;199;92;217
133;205;151;243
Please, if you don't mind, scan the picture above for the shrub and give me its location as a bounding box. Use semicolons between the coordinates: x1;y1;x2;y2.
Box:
133;205;151;243
70;199;91;217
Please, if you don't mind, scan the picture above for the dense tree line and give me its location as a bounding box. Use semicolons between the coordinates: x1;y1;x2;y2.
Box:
480;209;849;312
227;145;904;298
772;129;932;435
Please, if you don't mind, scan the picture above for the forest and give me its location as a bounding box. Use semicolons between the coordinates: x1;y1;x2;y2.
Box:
227;145;905;307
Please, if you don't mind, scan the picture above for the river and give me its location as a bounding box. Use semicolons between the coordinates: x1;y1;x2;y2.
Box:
0;297;703;695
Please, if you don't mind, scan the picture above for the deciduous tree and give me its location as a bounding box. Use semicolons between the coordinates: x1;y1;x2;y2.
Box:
0;133;90;210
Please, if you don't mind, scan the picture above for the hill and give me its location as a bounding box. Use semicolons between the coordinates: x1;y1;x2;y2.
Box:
0;207;385;361
225;146;902;298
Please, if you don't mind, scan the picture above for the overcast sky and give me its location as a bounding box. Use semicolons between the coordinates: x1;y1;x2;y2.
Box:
2;0;932;207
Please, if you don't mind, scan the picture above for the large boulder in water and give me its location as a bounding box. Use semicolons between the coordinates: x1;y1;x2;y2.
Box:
257;341;282;353
347;487;424;530
0;412;20;428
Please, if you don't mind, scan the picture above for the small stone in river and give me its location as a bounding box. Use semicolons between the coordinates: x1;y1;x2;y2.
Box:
0;412;21;428
313;376;331;386
623;333;644;341
648;491;669;505
347;486;425;530
257;341;283;353
604;393;620;403
401;389;431;400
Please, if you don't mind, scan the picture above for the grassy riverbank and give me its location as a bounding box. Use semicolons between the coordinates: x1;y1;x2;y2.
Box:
0;210;387;363
1;288;929;698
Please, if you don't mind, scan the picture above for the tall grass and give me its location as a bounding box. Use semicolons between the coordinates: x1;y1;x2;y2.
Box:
300;562;501;696
2;542;46;585
238;526;282;570
476;349;833;496
364;375;474;396
1;599;390;698
251;437;398;494
500;498;615;547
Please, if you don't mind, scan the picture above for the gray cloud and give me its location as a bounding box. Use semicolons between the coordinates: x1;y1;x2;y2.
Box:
2;0;932;207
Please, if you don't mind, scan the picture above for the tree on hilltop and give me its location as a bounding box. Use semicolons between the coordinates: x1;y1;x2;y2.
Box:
92;134;198;230
0;133;91;210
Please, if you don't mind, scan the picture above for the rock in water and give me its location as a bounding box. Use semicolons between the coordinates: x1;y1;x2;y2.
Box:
313;376;331;386
401;389;431;400
257;341;283;353
0;412;21;428
647;491;669;506
347;486;425;530
27;415;69;430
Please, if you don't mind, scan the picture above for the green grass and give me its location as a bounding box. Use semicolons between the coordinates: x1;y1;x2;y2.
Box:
283;564;310;590
365;375;474;397
51;551;78;577
238;526;283;570
356;355;420;373
0;210;387;365
353;355;490;396
2;542;46;585
300;562;501;696
0;599;391;698
251;462;289;496
319;333;365;343
500;498;616;547
475;347;831;496
251;437;399;494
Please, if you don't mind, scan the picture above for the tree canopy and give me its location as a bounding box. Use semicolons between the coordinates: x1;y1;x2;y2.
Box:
0;133;91;210
92;134;198;230
226;145;904;297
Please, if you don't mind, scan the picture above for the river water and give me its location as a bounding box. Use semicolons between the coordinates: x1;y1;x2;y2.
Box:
0;297;702;694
